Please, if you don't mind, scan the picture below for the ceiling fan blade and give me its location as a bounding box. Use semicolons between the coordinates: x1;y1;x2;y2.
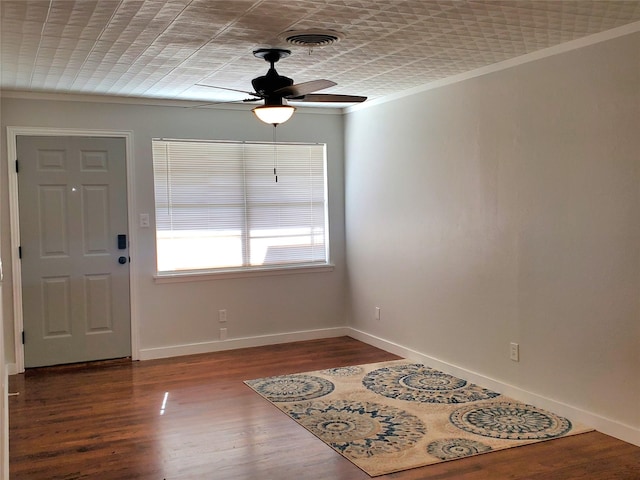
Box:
275;79;336;97
185;97;261;109
290;94;367;103
195;83;262;97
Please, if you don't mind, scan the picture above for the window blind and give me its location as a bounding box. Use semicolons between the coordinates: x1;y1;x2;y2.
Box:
152;139;328;273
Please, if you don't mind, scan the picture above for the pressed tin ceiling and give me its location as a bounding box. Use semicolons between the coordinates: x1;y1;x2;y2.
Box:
1;0;640;107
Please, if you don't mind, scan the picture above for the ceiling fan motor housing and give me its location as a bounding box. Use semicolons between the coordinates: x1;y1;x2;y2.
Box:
251;48;294;97
251;69;293;96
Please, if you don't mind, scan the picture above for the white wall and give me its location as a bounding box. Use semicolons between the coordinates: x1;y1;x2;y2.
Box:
2;29;638;450
345;32;640;438
0;98;346;363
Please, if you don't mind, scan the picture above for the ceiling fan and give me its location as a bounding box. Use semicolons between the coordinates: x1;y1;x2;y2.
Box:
196;48;367;125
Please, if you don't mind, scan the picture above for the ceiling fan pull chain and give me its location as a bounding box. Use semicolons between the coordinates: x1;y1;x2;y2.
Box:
273;125;278;183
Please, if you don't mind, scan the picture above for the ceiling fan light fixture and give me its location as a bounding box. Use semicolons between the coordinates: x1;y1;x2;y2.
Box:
252;104;296;125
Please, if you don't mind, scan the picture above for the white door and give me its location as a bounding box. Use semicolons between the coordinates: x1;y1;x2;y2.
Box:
17;136;131;368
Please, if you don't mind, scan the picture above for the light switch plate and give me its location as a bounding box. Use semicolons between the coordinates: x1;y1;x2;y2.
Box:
139;213;150;228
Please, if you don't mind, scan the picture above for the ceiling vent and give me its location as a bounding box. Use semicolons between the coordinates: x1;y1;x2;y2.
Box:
280;30;344;48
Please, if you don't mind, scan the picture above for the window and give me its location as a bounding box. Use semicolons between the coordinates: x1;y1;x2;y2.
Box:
152;139;329;275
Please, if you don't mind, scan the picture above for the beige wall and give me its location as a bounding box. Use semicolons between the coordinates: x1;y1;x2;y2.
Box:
345;32;640;432
0;99;346;363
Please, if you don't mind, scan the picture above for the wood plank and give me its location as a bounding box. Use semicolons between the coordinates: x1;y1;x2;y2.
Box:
9;337;640;479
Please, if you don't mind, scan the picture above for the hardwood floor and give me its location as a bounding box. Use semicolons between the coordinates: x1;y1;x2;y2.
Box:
9;337;640;479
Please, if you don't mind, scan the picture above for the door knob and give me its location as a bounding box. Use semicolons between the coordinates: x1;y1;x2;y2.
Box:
118;256;127;264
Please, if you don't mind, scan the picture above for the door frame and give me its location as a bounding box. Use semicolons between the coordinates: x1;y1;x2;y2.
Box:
6;126;139;373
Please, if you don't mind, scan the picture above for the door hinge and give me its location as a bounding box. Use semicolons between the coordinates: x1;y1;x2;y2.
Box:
15;159;19;173
22;331;25;344
18;246;22;259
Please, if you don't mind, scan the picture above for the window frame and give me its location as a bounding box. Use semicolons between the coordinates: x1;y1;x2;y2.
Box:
152;138;333;282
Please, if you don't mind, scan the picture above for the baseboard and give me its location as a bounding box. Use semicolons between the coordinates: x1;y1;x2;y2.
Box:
6;364;18;376
348;328;640;448
139;327;350;361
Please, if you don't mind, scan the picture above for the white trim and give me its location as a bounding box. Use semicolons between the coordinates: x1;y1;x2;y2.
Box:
123;132;140;361
348;328;640;448
6;126;140;372
5;364;18;377
0;90;344;114
138;326;350;360
6;130;24;373
154;263;335;283
347;20;640;113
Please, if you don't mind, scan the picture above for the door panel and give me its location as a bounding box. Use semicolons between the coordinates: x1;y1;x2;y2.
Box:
17;136;131;368
42;276;72;336
85;274;113;332
83;185;110;253
40;185;69;255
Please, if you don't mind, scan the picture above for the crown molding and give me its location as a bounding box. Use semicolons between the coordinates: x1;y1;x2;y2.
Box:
346;20;640;113
0;90;342;115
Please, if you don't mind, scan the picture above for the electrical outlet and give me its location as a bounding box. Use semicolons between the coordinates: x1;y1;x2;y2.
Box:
220;328;228;341
510;342;520;362
219;309;227;323
375;307;381;321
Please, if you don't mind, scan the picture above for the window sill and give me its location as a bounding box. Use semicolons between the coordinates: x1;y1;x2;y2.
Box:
153;263;335;283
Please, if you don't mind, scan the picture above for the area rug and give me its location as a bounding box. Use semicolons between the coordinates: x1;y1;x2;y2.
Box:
244;359;592;477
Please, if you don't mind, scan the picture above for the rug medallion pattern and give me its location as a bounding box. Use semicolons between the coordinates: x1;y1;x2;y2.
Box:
363;363;501;404
321;366;364;377
245;359;591;477
450;402;572;440
246;374;334;402
426;438;492;460
284;399;427;458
